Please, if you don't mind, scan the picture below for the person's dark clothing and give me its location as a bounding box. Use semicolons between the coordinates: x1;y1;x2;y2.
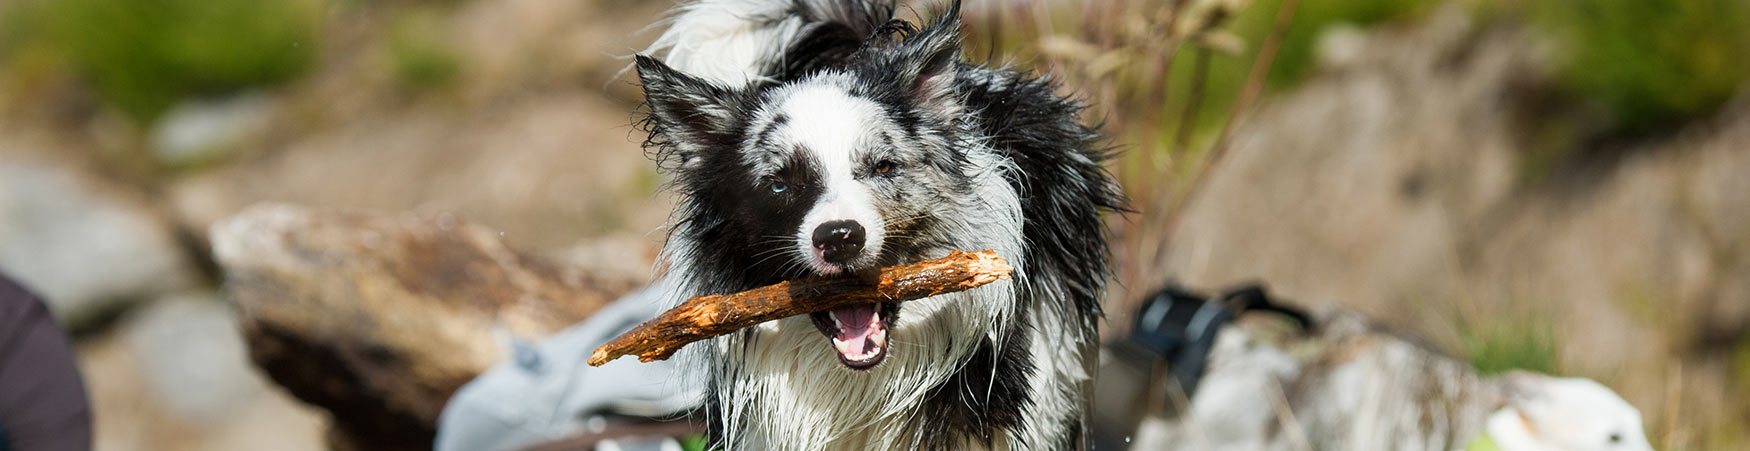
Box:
0;275;92;451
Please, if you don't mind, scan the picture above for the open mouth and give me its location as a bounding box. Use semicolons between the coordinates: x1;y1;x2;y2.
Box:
809;303;896;370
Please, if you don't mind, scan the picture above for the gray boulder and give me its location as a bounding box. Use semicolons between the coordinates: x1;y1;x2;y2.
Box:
0;155;198;326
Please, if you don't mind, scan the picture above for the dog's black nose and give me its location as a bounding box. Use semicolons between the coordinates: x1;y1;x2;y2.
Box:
812;220;866;264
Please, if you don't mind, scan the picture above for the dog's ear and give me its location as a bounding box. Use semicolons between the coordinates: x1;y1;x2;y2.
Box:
1500;371;1554;431
897;2;964;116
636;55;743;169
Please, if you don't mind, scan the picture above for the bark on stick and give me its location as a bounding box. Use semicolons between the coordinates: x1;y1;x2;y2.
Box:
587;250;1013;366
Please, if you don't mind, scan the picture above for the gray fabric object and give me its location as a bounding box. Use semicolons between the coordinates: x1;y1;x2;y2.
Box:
436;285;700;451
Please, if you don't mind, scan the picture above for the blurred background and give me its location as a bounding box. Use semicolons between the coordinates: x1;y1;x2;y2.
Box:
0;0;1745;449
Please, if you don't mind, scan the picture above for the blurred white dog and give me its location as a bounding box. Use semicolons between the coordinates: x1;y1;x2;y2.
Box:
1480;372;1653;451
1122;311;1656;451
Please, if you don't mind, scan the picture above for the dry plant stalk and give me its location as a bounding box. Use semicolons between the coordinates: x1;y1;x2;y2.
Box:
587;250;1014;366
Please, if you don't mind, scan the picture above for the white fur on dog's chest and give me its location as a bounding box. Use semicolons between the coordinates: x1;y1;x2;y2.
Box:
720;290;1006;449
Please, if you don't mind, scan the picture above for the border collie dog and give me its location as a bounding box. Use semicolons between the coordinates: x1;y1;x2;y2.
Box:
634;1;1122;448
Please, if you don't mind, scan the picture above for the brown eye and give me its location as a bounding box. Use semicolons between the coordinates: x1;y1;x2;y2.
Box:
873;160;896;175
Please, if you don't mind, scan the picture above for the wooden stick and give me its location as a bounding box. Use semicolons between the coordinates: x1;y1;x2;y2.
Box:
587;250;1013;366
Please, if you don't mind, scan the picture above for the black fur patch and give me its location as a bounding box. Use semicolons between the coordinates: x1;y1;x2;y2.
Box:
917;311;1036;449
958;65;1126;326
760;0;898;82
685;145;826;291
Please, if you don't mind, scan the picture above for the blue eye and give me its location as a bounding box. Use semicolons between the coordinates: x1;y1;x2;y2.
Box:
769;181;789;193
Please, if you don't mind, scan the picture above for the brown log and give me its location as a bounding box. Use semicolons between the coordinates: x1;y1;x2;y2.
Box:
213;204;640;450
587;250;1014;366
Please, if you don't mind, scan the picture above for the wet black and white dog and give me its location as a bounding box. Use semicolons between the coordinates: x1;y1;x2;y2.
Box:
633;0;1122;448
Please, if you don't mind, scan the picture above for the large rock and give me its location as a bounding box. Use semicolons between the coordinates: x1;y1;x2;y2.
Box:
1149;8;1526;312
167;91;674;252
1149;6;1750;436
125;294;275;424
149;93;280;168
0;152;199;327
211;204;642;450
165;0;675;252
84;293;328;451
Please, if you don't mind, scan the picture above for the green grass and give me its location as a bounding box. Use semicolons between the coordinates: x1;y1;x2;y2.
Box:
388;9;462;94
1531;0;1750;135
1161;0;1437;131
1460;316;1560;376
1483;0;1750;185
1734;337;1750;396
7;0;317;124
679;434;708;451
1261;0;1440;88
1139;0;1750;160
1131;0;1750;186
1239;0;1750;137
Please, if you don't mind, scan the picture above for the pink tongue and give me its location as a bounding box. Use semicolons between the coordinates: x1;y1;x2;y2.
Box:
831;304;881;355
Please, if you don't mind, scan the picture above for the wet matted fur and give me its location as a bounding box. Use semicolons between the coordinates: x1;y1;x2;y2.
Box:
633;1;1123;449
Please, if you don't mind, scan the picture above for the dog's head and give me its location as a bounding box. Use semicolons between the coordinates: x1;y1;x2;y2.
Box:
636;9;991;369
1487;372;1653;451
